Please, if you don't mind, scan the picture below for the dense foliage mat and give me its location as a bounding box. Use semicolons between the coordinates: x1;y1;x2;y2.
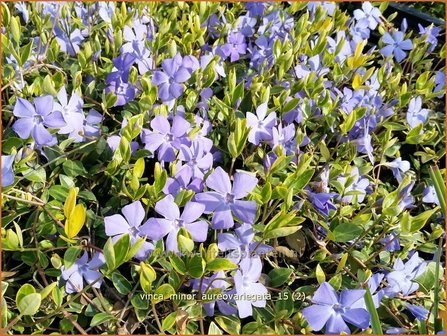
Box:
1;2;446;334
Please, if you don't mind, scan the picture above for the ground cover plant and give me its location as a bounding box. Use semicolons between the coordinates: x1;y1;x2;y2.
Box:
1;1;446;334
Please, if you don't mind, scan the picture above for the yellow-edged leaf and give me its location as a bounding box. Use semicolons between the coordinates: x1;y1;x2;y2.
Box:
352;73;362;90
64;204;86;238
336;253;349;273
64;187;79;218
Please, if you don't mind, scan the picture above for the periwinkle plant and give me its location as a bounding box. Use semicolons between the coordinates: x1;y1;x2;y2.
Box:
1;1;445;335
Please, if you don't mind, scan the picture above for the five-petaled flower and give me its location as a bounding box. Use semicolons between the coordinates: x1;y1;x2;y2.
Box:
141;115;191;162
380;31;413;62
104;201;154;260
1;154;15;187
61;252;105;294
12;96;66;146
140;195;208;253
406;96;430;129
233;257;268;318
195;167;258;229
385;252;427;297
246;103;277;145
152;54;194;102
302;282;370;334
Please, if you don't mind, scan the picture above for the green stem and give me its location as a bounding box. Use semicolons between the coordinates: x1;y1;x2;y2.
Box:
229;158;235;176
364;287;383;335
429;165;446;216
151;301;164;334
418;319;428;335
432;236;443;333
428;165;445;332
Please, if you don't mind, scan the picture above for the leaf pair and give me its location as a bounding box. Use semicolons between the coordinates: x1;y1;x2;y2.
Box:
63;187;86;239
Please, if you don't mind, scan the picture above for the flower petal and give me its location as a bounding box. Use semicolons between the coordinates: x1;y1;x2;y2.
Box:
302;305;334;331
211;206;234;229
325;313;350;334
139;218;173;241
312;282;339;305
342;308;371;329
155;194;180;220
122;201;145;227
151;115;170;134
185;220;208;242
104;214;130;236
218;233;240;251
34;95;54;116
32;123;53;145
181;201;205;223
231;200;257;224
206;167;231;194
171;116;190;137
12;118;34;139
232;171;258;199
13;98;35;117
339;289;366;307
194;192;225;212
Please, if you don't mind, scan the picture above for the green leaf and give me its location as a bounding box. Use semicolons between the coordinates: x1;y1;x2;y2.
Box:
16;284;36;307
260;182;272;204
264;211;304;239
91;312;115;327
410;209;437;232
10;16;20;44
112;272;132;295
113;233;130;268
18;293;41;316
119;136;131;163
406;123;424;144
415;262;438;293
429;166;446;216
275;289;294;318
264;226;301;239
152;284;175;304
52;286;63;307
268;268;293;287
187;255;205;278
63;187;78;218
13;222;23;249
364;287;383;334
169;254;187;275
63;246;82;269
103;238;116;272
208;321;223;335
162;312;177;331
62;160;87;177
177;234;194;254
133;158;145;179
232;81;244;106
126;236;145;261
20;40;33;67
285;169;314;191
24;166;46;183
332;223;362;243
228;118;249;159
282;98;299;114
40;283;57;300
140;262;156;294
2;282;8;296
206;258;238;272
315;264;325;284
215;315;240;334
154;169;167;193
400;212;411;233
